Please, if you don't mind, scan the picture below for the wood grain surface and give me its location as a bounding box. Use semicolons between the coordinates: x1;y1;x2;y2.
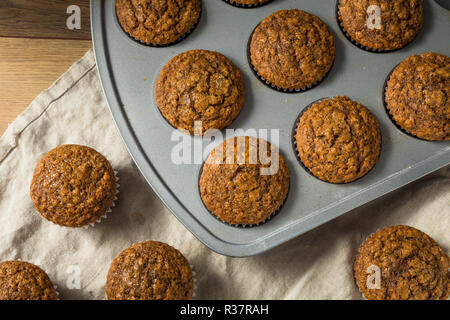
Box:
0;0;91;40
0;0;92;135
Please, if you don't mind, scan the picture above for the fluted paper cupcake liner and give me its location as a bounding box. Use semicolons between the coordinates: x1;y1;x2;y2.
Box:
82;169;120;229
222;0;274;9
292;97;382;184
115;0;202;48
198;161;289;228
247;26;333;93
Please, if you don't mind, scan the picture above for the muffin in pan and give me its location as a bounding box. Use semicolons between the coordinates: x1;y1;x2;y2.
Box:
222;0;273;8
295;96;381;184
200;136;290;226
0;261;58;300
156;50;245;135
338;0;423;52
105;241;194;300
249;9;335;92
354;225;449;300
30;145;117;227
116;0;201;46
385;52;450;141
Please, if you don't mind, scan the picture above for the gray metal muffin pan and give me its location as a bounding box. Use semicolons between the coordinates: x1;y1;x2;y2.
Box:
91;0;450;257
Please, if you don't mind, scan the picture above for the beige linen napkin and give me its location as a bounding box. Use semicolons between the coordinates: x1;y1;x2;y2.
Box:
0;50;448;300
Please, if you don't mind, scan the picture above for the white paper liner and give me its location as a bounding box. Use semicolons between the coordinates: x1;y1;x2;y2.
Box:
82;169;120;229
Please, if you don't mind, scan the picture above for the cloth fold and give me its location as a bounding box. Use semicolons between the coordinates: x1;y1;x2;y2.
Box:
0;49;448;300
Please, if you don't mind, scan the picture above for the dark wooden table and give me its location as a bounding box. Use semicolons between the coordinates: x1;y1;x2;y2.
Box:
0;0;92;134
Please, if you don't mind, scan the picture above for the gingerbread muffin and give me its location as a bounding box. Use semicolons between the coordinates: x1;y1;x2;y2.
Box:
385;52;450;141
295;97;381;184
249;9;335;92
156;50;245;135
105;241;193;300
223;0;273;8
354;225;449;300
30;145;117;227
116;0;201;46
338;0;423;51
0;261;58;300
200;136;290;226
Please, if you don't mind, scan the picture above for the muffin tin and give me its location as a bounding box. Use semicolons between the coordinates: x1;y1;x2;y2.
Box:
91;0;450;257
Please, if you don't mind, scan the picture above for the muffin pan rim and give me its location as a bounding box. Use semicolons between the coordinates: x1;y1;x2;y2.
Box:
91;0;450;257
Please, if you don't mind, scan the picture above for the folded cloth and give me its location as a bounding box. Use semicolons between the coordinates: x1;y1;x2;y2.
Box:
0;49;448;300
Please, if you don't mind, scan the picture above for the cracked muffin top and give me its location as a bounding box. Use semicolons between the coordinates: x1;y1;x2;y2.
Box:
250;9;335;91
0;261;58;300
105;241;193;300
338;0;423;51
295;96;381;184
385;52;450;141
156;50;245;135
354;225;449;300
116;0;201;45
200;136;290;226
30;145;117;227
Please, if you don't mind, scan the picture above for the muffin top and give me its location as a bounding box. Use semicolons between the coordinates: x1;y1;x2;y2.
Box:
156;50;245;135
250;9;335;91
105;241;193;300
354;225;449;300
296;96;381;183
0;261;58;300
385;52;450;141
200;136;290;225
30;144;116;227
116;0;201;45
338;0;423;51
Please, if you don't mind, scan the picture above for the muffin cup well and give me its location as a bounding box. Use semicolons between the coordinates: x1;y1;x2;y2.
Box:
335;0;417;53
198;161;289;228
247;26;333;93
222;0;274;9
292;97;382;184
115;0;202;48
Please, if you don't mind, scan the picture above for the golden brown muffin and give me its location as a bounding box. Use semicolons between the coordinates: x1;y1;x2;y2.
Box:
116;0;201;46
0;261;58;300
249;9;335;91
295;97;381;183
105;241;193;300
385;52;450;141
224;0;272;7
200;136;290;226
338;0;423;51
156;50;245;135
354;225;449;300
30;145;117;227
